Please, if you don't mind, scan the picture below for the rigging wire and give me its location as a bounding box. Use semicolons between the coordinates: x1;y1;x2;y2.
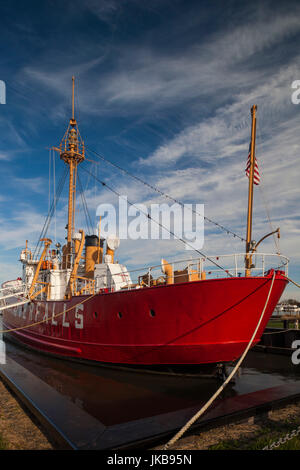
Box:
53;148;57;244
35;166;67;256
85;146;246;243
34;166;68;257
7;81;245;245
48;149;51;214
255;126;281;254
258;186;281;254
80;165;234;277
77;172;94;235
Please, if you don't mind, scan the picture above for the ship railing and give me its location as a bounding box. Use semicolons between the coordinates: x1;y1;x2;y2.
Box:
93;252;289;293
30;280;51;301
0;280;25;292
37;253;288;298
73;276;95;296
0;281;29;311
0;281;27;298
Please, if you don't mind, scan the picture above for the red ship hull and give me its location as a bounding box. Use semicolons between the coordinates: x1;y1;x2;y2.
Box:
3;271;287;365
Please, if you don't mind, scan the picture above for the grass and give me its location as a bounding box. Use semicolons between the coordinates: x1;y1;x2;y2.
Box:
0;433;8;450
208;420;300;450
266;319;298;329
267;320;285;329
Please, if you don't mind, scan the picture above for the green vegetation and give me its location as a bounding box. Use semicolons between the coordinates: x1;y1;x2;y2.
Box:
267;320;284;328
0;434;8;450
266;319;299;329
208;420;300;450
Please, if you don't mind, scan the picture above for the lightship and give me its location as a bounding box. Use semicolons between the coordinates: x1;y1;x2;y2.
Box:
1;79;289;366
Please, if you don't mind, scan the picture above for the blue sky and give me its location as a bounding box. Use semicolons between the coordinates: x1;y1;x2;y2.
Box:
0;0;300;298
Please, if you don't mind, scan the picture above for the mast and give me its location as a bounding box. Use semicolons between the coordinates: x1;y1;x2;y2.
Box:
245;105;257;276
58;76;85;268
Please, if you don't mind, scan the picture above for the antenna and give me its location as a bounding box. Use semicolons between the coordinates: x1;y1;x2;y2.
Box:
72;76;75;121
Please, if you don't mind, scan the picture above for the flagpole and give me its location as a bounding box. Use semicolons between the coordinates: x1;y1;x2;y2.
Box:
245;105;257;277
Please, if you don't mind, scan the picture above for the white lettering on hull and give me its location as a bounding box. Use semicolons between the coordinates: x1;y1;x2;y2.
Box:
10;301;85;330
51;303;58;326
29;303;34;321
75;304;84;329
35;302;40;321
62;303;70;327
43;303;48;323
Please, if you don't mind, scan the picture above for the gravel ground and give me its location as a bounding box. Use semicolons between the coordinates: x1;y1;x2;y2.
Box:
155;402;300;450
0;377;53;450
1;369;300;451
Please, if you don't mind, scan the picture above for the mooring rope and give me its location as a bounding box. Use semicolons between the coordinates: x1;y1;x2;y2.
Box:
2;270;300;446
163;270;277;450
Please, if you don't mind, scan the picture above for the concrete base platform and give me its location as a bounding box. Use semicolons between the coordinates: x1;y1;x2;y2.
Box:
1;353;300;449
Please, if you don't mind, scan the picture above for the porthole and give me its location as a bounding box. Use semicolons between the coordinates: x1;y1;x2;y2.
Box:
149;309;156;317
118;312;123;319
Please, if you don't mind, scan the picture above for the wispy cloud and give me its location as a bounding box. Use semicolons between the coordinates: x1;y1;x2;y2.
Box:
0;152;11;161
14;177;46;194
83;0;120;21
0;0;300;301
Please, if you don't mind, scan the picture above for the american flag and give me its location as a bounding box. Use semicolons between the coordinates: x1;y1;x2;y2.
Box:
245;143;260;185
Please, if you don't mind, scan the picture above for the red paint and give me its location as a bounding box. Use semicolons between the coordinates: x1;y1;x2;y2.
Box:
3;271;287;365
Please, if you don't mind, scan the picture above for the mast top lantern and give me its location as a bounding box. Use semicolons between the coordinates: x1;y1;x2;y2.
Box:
56;76;85;260
59;76;85;165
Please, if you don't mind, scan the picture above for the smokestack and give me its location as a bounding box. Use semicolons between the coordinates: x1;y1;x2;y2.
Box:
85;235;99;278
